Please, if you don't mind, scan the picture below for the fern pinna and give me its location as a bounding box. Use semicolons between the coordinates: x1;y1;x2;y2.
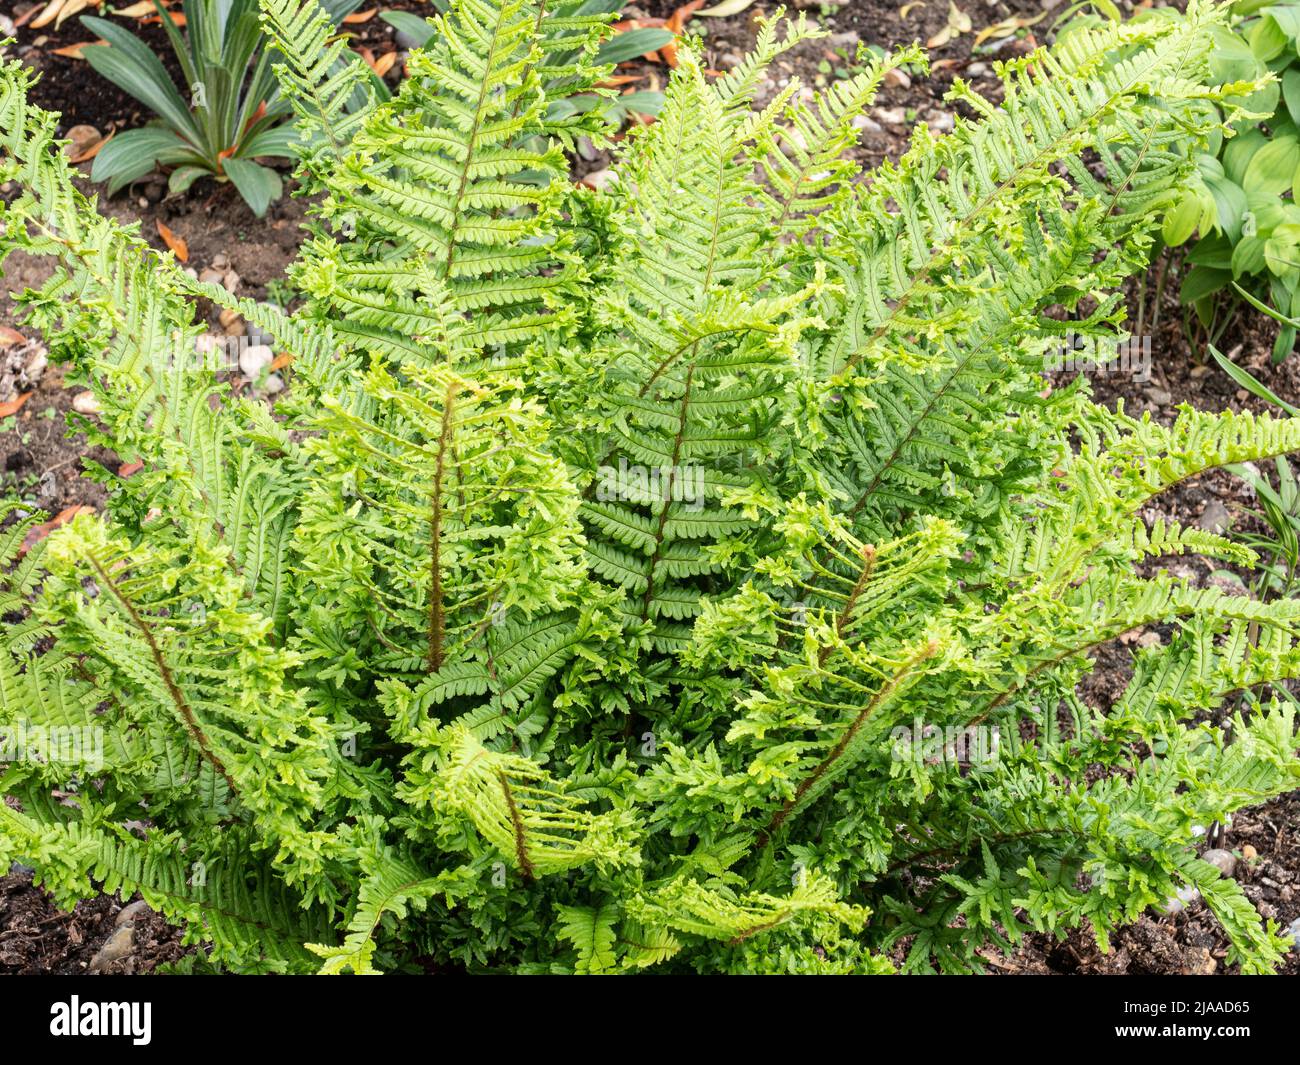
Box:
1;0;1298;973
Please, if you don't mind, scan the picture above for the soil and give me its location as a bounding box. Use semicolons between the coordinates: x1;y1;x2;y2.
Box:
2;0;1299;975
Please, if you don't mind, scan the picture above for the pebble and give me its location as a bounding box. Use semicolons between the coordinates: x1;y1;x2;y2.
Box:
873;106;907;126
926;110;955;134
967;61;989;77
114;899;153;928
64;125;101;159
1289;917;1300;950
262;373;285;395
88;923;134;972
719;52;742;69
852;115;883;134
883;68;911;90
580;168;617;192
20;343;47;389
238;343;275;379
219;308;245;335
828;31;860;50
1202;848;1236;878
1144;386;1172;405
1198;499;1232;534
1158;885;1200;915
72;390;101;415
0;15;14;35
1243;844;1258;860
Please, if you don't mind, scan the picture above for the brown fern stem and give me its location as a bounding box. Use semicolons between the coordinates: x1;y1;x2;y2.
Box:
87;555;236;793
758;640;939;848
498;771;535;881
427;383;457;673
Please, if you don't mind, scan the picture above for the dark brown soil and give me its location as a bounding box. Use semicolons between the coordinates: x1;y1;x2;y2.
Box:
1;867;189;974
1;0;1298;976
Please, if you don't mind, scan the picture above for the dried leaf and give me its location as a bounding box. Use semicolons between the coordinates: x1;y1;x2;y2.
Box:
118;460;144;477
69;127;113;164
696;0;755;16
342;6;377;22
155;219;188;262
659;0;705;68
949;2;971;33
0;326;26;347
269;352;294;371
972;12;1044;46
367;50;398;77
51;39;106;58
926;25;953;47
54;0;93;29
0;392;31;418
29;0;67;30
113;0;158;15
899;1;926;15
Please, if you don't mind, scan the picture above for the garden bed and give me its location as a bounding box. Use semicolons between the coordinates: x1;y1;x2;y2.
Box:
1;0;1298;975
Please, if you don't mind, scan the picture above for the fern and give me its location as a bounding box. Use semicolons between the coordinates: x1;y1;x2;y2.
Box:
1;0;1298;974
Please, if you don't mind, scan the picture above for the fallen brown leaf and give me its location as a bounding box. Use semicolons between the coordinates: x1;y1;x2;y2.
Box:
69;127;113;164
52;39;105;58
0;326;25;347
369;50;398;77
156;219;189;262
343;6;377;22
118;460;144;477
0;392;32;418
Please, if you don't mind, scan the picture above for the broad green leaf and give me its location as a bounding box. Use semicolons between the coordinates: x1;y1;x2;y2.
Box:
222;157;283;217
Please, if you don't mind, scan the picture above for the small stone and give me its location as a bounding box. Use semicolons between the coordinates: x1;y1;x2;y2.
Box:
219;308;245;335
114;899;153;928
238;343;275;379
0;15;15;35
926;110;955;134
1202;848;1236;878
1135;631;1161;649
719;52;742;69
72;390;101;415
828;31;860;49
852;115;883;134
20;343;47;389
1144;386;1172;406
88;923;134;972
966;62;989;77
137;197;148;209
873;106;907;126
1198;499;1232;534
210;253;230;271
198;267;225;286
1158;885;1200;915
1288;917;1300;950
1242;844;1258;860
579;168;618;192
262;373;285;395
64;124;101;159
